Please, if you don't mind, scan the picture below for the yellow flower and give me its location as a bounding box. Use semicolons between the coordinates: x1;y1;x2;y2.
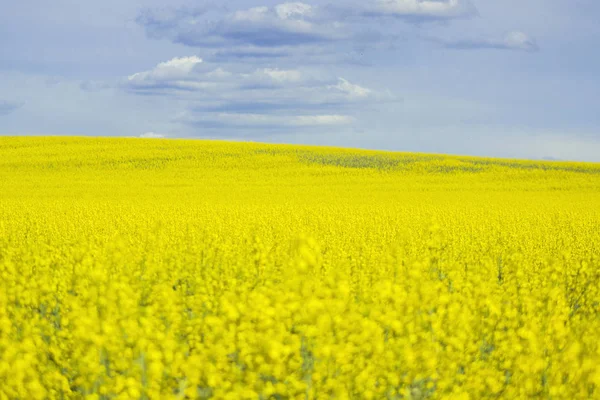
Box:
1;137;599;398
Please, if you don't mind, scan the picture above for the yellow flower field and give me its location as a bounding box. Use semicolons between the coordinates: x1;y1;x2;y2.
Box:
1;136;599;399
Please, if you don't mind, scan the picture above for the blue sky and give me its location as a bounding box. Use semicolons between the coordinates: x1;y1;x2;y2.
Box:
1;0;599;161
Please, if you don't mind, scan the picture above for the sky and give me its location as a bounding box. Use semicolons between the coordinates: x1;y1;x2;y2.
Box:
1;0;600;161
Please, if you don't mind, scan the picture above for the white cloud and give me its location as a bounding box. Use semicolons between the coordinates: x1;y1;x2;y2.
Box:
157;56;203;72
128;56;203;82
139;132;166;138
133;0;542;72
122;56;392;133
227;4;338;41
275;3;314;20
329;78;372;98
123;58;387;105
371;0;477;19
134;1;503;67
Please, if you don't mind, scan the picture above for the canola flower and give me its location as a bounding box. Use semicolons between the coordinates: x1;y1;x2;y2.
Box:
0;136;599;399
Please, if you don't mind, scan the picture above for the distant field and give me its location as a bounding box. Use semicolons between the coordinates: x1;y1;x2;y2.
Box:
1;137;599;399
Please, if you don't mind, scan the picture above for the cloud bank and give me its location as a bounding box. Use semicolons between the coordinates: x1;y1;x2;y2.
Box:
135;1;494;63
122;56;393;133
128;2;538;136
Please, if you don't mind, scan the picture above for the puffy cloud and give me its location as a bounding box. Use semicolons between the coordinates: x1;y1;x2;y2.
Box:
124;56;218;93
122;56;393;133
441;31;539;52
128;56;203;83
0;100;23;116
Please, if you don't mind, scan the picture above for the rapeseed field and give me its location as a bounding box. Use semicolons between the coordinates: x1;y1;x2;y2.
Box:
1;136;599;399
